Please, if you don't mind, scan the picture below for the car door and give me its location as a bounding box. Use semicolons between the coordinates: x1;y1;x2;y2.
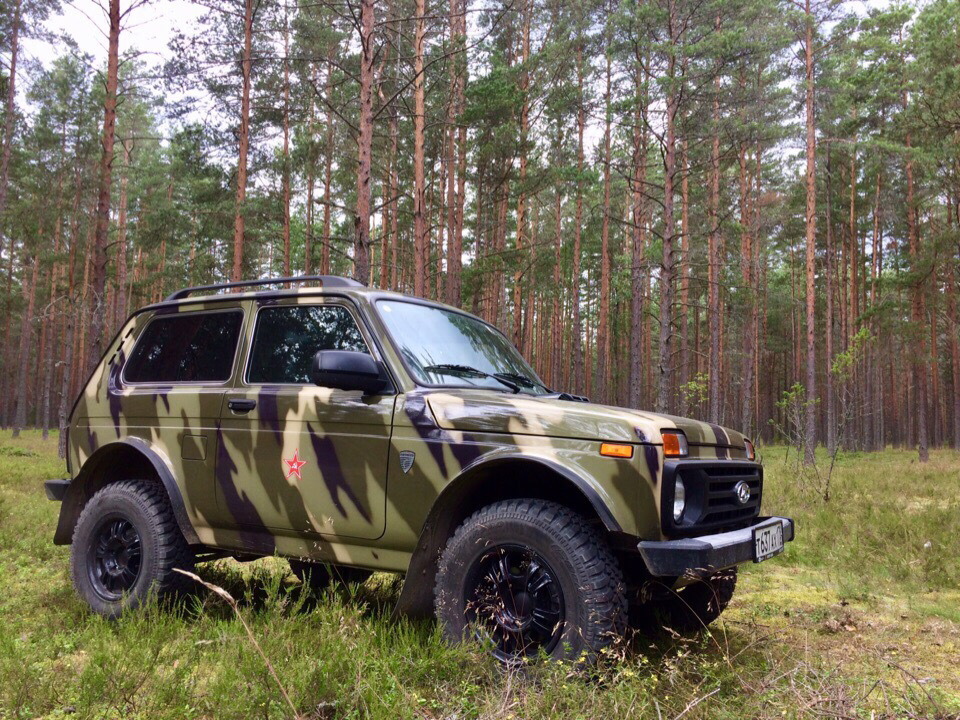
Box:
215;298;394;540
111;305;246;529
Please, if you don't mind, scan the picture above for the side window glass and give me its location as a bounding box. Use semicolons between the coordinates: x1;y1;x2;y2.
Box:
246;305;369;384
125;311;243;383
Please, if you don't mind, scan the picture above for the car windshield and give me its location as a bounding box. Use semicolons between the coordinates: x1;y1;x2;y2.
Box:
376;300;549;395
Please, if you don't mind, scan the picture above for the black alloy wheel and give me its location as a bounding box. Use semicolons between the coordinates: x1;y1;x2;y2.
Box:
464;543;565;661
434;499;626;665
71;478;194;618
88;514;143;601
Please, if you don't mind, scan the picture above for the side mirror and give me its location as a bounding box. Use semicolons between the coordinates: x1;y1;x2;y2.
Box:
310;350;387;395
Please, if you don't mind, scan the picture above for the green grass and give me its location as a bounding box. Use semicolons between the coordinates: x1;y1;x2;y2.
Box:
1;430;958;719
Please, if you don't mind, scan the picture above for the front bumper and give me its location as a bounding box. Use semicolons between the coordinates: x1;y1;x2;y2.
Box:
44;478;70;501
638;516;794;576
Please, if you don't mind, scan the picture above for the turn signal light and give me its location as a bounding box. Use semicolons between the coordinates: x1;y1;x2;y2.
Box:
744;439;756;461
661;430;689;458
600;443;633;459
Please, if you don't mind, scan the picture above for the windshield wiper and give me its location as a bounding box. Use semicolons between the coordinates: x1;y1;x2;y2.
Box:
423;364;520;393
493;371;549;392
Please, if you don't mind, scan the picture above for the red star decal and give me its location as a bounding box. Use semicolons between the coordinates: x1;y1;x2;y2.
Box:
284;449;307;480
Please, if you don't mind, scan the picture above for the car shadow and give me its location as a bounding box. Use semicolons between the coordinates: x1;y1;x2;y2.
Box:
178;559;404;620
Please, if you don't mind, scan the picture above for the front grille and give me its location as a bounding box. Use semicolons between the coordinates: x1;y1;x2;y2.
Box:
662;460;763;536
699;465;762;525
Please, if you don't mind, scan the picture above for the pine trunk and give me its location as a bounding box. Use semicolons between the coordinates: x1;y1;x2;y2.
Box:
412;0;427;297
802;4;817;464
87;0;121;377
233;0;254;281
354;0;376;284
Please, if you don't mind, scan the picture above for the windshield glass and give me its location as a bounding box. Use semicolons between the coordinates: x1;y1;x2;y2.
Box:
376;300;549;395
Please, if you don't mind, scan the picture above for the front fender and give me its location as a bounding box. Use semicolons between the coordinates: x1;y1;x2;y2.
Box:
453;448;624;533
393;449;638;619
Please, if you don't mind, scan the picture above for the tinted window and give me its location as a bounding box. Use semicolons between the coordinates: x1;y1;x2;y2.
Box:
125;311;243;383
247;305;368;384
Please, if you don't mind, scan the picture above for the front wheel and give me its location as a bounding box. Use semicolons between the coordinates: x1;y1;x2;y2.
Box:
434;499;626;664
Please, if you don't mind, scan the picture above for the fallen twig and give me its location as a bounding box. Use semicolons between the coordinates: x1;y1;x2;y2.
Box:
174;568;301;719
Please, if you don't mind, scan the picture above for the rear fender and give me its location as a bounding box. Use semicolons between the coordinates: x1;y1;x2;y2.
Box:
53;437;199;546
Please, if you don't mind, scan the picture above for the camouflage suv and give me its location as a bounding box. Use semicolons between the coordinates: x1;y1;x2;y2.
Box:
46;276;793;662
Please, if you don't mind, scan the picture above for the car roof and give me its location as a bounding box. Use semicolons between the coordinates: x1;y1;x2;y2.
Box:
143;276;465;316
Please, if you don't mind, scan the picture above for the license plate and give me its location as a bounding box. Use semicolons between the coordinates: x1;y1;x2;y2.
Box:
752;521;784;563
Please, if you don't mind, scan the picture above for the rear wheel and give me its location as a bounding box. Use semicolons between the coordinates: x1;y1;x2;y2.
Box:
71;479;194;618
434;499;626;664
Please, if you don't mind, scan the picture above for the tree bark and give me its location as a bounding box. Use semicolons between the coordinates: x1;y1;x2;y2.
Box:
572;43;585;395
946;196;960;449
114;139;130;331
0;0;21;230
597;43;613;405
87;0;121;377
657;10;679;415
322;55;334;275
708;75;721;423
354;0;376;284
679;138;690;412
412;0;427;296
825;145;836;452
282;10;291;277
305;65;317;275
802;1;817;464
13;249;40;437
903;82;928;460
513;0;531;346
232;0;254;282
629;53;648;409
445;0;466;306
739;139;754;437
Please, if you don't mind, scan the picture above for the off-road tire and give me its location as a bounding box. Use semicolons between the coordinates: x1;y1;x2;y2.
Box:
71;479;194;618
288;560;373;594
647;567;737;634
434;499;626;664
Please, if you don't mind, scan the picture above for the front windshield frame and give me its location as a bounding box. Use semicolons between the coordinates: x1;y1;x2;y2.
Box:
373;297;549;395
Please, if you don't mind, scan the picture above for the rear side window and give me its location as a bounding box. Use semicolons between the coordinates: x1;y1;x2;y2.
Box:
247;305;368;384
124;310;243;384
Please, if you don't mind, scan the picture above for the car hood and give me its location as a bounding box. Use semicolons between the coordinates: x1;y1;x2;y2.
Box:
424;389;746;448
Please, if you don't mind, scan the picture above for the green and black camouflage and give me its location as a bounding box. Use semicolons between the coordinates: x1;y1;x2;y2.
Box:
58;280;762;616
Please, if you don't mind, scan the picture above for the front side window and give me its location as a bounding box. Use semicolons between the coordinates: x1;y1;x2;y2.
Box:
124;310;243;383
246;305;369;384
376;300;548;395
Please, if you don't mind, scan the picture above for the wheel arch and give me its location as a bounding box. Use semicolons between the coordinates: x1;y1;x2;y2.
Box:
393;454;622;619
54;437;200;546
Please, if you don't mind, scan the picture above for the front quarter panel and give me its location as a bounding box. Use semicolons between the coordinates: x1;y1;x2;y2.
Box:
380;391;661;553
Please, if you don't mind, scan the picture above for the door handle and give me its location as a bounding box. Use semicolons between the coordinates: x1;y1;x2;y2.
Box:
228;398;257;413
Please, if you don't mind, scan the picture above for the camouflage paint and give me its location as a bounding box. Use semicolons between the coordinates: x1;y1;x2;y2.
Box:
67;285;757;575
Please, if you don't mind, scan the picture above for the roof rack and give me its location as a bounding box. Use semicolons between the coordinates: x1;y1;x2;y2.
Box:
164;275;364;302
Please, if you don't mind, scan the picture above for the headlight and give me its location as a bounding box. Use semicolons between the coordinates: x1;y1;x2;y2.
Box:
744;439;755;461
673;476;686;522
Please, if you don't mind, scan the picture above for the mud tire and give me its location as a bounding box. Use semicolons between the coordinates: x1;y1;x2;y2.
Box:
434;499;626;664
71;478;194;618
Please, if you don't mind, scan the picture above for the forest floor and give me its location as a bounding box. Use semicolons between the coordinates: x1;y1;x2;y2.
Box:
0;430;958;719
